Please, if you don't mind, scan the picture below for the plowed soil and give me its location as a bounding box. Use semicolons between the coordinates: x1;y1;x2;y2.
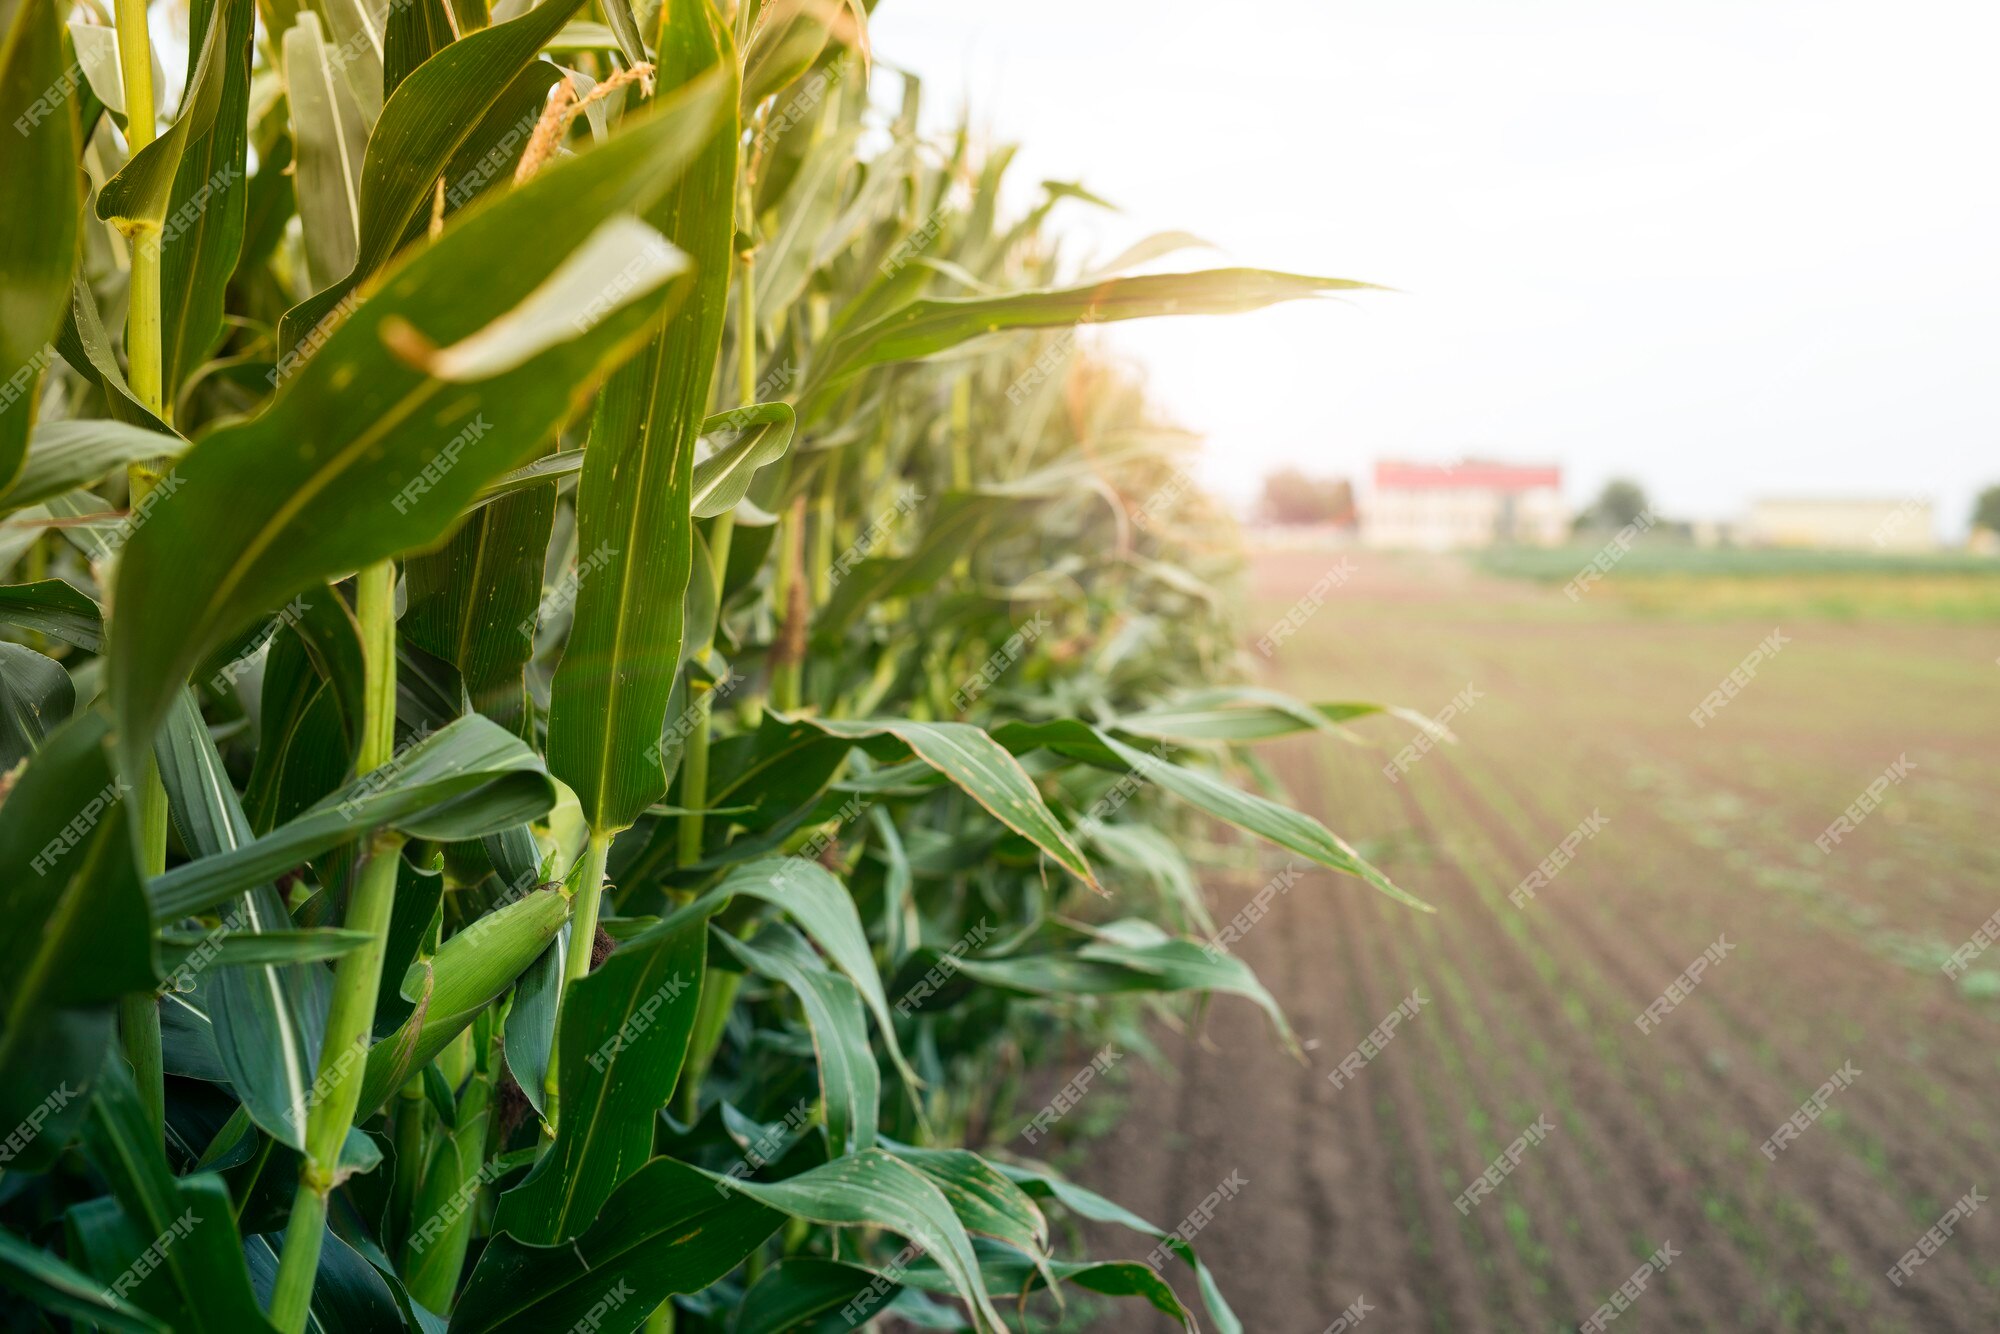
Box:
1066;550;2000;1332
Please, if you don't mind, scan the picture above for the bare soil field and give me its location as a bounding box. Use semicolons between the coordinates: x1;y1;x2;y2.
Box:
1064;550;2000;1332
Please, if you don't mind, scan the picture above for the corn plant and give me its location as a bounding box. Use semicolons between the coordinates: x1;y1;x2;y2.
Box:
0;1;1424;1329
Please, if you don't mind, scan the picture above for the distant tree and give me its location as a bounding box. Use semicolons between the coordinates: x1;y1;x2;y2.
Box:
1974;485;2000;534
1258;469;1354;526
1574;478;1650;533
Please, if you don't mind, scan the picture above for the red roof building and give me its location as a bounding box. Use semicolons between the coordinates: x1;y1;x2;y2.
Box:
1364;459;1568;549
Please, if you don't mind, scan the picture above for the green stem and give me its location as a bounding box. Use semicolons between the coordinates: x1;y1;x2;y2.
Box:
810;450;838;606
116;992;163;1135
676;694;714;866
706;515;736;622
676;515;733;867
272;1188;328;1314
113;0;164;423
388;1078;427;1259
770;499;806;712
114;0;171;1138
677;967;740;1121
543;828;612;1127
127;235;165;419
268;561;401;1332
736;236;758;407
123;718;170;1135
677;229;756;864
119;451;171;1134
564;829;613;988
112;0;156;156
949;376;971;491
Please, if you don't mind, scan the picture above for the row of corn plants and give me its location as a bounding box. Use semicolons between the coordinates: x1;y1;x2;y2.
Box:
0;0;1424;1328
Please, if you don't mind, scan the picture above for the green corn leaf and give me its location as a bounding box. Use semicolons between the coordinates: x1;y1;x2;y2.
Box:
155;687;331;1147
454;1156;783;1334
403;474;556;730
0;1014;111;1175
880;1241;1198;1332
1024;1258;1196;1331
1109;685;1372;743
1086;228;1216;278
0;1226;166;1333
1083;922;1298;1051
355;884;570;1118
697;857;915;1086
917;923;1299;1056
272;585;368;763
281;13;368;293
754;118;867;327
234;93;298;277
704;1147;1008;1333
371;853;445;1032
545;1;740;835
241;1225;414;1330
0;641;71;766
777;715;1098;890
1125;689;1442;745
159;976;224;1083
159;0;254;398
157;926;369;969
0;578;102;650
0;709;156;1000
716;923;879;1156
501;924;567;1120
0;419;184;515
108;73;727;786
275;0;595;356
691;401;795;517
994;717;1428;911
492;897;717;1244
598;0;646;75
239;627;348;833
73;1060;273;1332
466;402;795;516
63;1177;274;1334
734;1257;882;1334
699;713;851;832
55;272;169;432
311;0;387;122
740;0;837;107
811;268;1377;396
149;713;557;919
811;492;1027;642
403;1054;495;1308
996;1160;1242;1334
1098;727;1429;913
468;449;586;508
94;7;230;235
0;711;147;1173
889;1145;1054;1287
430;56;565;221
0;0;81;490
383;0;457;97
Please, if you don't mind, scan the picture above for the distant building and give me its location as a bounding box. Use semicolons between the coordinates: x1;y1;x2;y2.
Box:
1363;460;1568;550
1690;519;1740;549
1746;498;1935;551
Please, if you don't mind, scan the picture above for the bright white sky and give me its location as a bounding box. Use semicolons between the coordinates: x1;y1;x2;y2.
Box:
870;0;2000;534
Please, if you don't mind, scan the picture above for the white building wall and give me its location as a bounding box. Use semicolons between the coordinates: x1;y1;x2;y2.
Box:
1747;499;1936;551
1364;485;1568;549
